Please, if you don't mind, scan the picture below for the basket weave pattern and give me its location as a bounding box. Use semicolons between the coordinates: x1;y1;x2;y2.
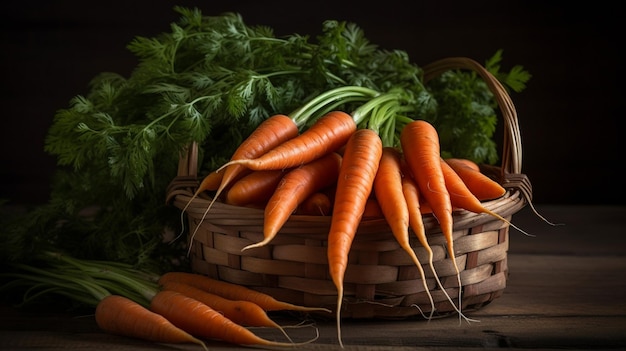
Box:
166;57;532;319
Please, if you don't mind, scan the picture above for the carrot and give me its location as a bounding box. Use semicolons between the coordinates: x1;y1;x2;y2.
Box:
214;114;298;191
150;290;317;347
192;114;297;203
296;191;333;215
374;147;434;319
440;158;528;235
216;110;356;172
242;152;342;251
362;197;383;219
400;162;473;321
158;272;331;313
160;281;293;342
224;169;288;206
399;120;467;323
195;168;224;192
444;157;480;172
95;294;208;350
443;158;506;200
184;114;299;253
326;128;382;348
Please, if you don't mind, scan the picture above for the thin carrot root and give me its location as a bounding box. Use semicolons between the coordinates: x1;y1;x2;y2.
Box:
241;239;270;251
484;208;534;237
172;169;223;245
335;286;345;348
280;320;319;329
526;199;565;227
403;246;435;320
401;168;464;322
422;238;474;323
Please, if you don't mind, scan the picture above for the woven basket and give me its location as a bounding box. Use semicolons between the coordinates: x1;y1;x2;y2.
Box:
165;57;532;319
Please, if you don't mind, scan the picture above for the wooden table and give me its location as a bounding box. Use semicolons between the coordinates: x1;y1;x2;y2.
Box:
2;205;625;350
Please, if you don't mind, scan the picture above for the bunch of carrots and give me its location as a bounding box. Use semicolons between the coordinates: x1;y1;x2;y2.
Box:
1;251;327;349
181;86;521;347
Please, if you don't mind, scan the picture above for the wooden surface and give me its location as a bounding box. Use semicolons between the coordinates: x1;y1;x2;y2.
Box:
1;204;625;350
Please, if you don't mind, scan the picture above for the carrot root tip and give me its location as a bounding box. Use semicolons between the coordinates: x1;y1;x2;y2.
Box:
241;240;270;252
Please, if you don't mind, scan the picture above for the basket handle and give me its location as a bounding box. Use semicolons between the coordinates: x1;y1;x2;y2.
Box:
177;142;198;178
165;142;200;204
421;57;523;176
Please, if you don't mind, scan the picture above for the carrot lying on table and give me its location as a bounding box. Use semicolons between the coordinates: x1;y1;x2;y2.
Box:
158;272;331;313
326;128;382;348
150;290;317;347
95;294;208;350
160;280;294;342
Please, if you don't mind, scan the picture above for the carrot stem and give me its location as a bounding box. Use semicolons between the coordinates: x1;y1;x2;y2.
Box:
289;86;379;127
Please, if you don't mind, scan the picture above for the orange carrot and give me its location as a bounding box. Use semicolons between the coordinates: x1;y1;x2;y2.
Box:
400;120;467;323
440;158;527;236
158;272;331;313
443;158;506;200
418;201;433;215
326;128;382;347
215;114;298;189
160;280;293;342
296;191;333;215
374;147;434;319
224;169;288;206
216;111;356;172
185;114;299;253
195;114;297;201
444;157;480;172
150;290;316;347
362;197;383;219
196;168;224;192
242;152;342;251
95;295;207;350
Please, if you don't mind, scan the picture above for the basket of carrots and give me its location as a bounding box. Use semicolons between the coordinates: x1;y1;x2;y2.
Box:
166;56;532;326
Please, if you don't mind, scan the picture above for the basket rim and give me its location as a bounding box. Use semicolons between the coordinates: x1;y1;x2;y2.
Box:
168;169;529;237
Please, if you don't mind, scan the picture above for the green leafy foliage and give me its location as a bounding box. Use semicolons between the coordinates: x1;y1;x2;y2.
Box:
3;7;530;286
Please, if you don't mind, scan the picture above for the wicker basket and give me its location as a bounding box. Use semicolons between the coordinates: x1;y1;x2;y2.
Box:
165;57;532;319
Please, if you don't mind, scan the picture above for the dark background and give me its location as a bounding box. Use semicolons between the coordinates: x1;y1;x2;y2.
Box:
1;1;622;206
